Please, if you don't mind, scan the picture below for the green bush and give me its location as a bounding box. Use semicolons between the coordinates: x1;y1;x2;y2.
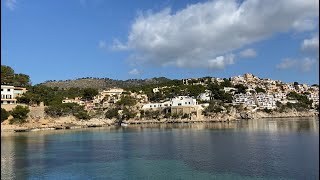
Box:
144;110;161;119
74;111;91;120
1;108;10;122
122;108;137;120
9;105;30;124
182;113;189;119
255;87;266;93
116;96;137;106
105;108;119;119
263;108;272;113
171;113;181;119
45;103;90;119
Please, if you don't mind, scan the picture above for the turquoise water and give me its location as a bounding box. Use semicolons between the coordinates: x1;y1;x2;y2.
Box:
1;118;319;180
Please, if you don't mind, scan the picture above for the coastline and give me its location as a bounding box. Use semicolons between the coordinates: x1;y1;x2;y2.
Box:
1;113;318;134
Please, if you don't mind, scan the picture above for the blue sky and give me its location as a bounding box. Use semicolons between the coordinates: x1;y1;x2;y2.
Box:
1;0;319;85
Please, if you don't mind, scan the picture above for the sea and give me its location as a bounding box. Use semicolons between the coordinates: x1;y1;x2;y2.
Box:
1;118;319;180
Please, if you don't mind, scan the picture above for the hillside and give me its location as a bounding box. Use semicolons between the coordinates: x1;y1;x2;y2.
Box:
40;77;171;89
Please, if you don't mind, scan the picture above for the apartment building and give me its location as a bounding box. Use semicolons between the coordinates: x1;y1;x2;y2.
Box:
232;93;256;107
254;93;276;109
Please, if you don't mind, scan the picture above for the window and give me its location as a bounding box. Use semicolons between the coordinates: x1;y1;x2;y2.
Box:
154;105;156;107
189;102;191;104
1;89;3;91
178;103;181;106
150;105;152;108
185;102;187;104
7;89;11;92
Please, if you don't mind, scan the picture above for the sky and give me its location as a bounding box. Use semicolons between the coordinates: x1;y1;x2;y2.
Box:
1;0;319;85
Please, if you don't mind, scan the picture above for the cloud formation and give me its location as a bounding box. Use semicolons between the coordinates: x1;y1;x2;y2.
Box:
5;0;17;11
128;68;140;75
113;0;318;70
239;48;257;58
276;58;317;72
301;34;319;55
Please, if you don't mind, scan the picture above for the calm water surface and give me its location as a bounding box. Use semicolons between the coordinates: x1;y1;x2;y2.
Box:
1;118;319;180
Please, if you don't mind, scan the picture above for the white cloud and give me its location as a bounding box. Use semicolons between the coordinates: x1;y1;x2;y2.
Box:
98;40;107;49
301;34;319;55
5;0;17;11
128;68;140;75
276;58;317;72
276;58;298;69
113;0;318;70
239;48;257;58
292;19;317;32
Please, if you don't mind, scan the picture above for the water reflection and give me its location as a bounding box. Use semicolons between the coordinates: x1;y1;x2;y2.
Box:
1;118;319;179
126;117;319;133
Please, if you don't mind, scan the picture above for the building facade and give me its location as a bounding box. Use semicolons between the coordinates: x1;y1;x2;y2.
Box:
1;85;27;105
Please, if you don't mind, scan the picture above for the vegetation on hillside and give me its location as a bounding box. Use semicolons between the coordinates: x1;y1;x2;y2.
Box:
41;77;172;89
44;103;90;120
9;105;30;124
1;108;10;122
1;65;31;87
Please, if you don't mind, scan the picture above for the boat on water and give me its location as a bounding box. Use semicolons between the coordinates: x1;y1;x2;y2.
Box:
120;120;128;127
121;121;128;126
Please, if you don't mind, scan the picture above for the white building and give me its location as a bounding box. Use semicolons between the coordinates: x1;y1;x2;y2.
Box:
198;90;211;101
142;96;198;110
255;93;276;109
62;97;85;106
1;85;15;104
273;92;287;102
232;93;256;107
223;87;237;94
94;88;124;104
307;92;319;106
171;96;197;106
1;85;27;105
152;88;160;93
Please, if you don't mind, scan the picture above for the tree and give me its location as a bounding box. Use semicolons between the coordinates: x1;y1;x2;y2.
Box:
122;108;137;120
220;78;233;87
82;88;98;100
1;65;31;87
105;108;119;119
1;108;10;122
13;73;31;87
293;82;299;86
1;65;15;85
116;96;137;106
186;85;206;97
255;87;266;93
10;105;30;124
234;84;248;94
45;103;89;119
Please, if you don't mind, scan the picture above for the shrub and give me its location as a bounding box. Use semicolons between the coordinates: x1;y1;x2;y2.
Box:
182;113;189;119
263;108;272;113
122;108;137;120
1;108;10;122
45;103;90;119
105;108;119;119
116;96;137;106
9;105;30;124
74;111;91;120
